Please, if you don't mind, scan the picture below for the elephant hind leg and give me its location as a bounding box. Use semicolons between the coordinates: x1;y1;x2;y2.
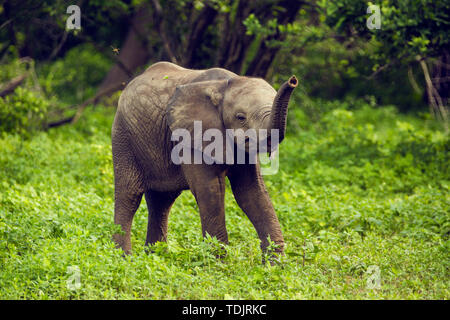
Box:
113;192;143;254
112;147;145;255
144;189;181;246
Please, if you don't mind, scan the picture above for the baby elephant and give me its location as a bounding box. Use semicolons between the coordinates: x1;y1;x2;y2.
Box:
112;61;297;258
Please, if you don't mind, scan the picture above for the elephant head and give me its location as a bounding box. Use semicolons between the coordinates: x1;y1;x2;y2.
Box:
166;74;298;162
222;75;298;153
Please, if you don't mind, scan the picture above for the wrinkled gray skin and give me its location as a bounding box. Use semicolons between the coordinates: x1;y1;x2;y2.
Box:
112;61;297;258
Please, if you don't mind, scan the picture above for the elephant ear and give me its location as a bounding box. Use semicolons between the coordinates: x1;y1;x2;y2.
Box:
166;80;229;163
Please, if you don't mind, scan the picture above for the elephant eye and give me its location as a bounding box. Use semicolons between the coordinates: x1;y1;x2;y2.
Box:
235;113;246;122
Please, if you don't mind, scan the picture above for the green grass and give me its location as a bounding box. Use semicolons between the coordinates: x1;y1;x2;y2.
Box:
0;102;448;299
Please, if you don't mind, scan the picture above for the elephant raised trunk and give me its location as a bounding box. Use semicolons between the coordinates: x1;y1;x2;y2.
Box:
269;75;298;143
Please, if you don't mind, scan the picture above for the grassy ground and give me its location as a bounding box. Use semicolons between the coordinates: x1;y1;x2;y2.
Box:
0;102;448;299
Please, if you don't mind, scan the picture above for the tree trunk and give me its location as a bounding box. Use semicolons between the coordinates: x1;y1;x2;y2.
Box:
432;50;449;107
245;0;303;78
184;5;219;68
216;0;255;74
418;56;448;131
98;5;152;91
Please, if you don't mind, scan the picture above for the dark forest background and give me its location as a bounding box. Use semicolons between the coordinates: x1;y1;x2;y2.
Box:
0;0;449;131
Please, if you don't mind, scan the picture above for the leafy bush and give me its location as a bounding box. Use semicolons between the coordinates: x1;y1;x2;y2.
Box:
0;44;112;136
0;87;49;135
38;43;112;104
0;47;27;83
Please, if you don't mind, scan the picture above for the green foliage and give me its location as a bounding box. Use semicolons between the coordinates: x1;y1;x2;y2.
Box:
320;0;450;62
0;47;26;83
0;100;448;299
193;0;232;12
0;0;132;59
0;44;112;137
0;51;52;136
243;14;278;38
271;2;430;110
1;0;442;114
0;87;49;135
38;44;112;104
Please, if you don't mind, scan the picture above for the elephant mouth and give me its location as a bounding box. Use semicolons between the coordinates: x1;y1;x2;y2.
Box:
243;135;273;152
266;136;272;149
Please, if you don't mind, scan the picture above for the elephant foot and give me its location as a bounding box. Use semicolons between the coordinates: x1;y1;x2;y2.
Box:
262;253;283;266
112;233;132;255
261;241;284;265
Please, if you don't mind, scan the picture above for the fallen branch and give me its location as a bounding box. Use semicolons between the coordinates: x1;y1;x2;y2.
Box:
47;81;126;128
71;82;125;123
47;117;74;128
0;73;28;97
366;54;409;80
0;19;12;31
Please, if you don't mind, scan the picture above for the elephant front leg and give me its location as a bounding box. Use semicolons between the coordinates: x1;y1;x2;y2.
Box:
182;163;228;244
228;164;285;259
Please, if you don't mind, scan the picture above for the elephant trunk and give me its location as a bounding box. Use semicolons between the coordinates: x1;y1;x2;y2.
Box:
269;76;298;143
